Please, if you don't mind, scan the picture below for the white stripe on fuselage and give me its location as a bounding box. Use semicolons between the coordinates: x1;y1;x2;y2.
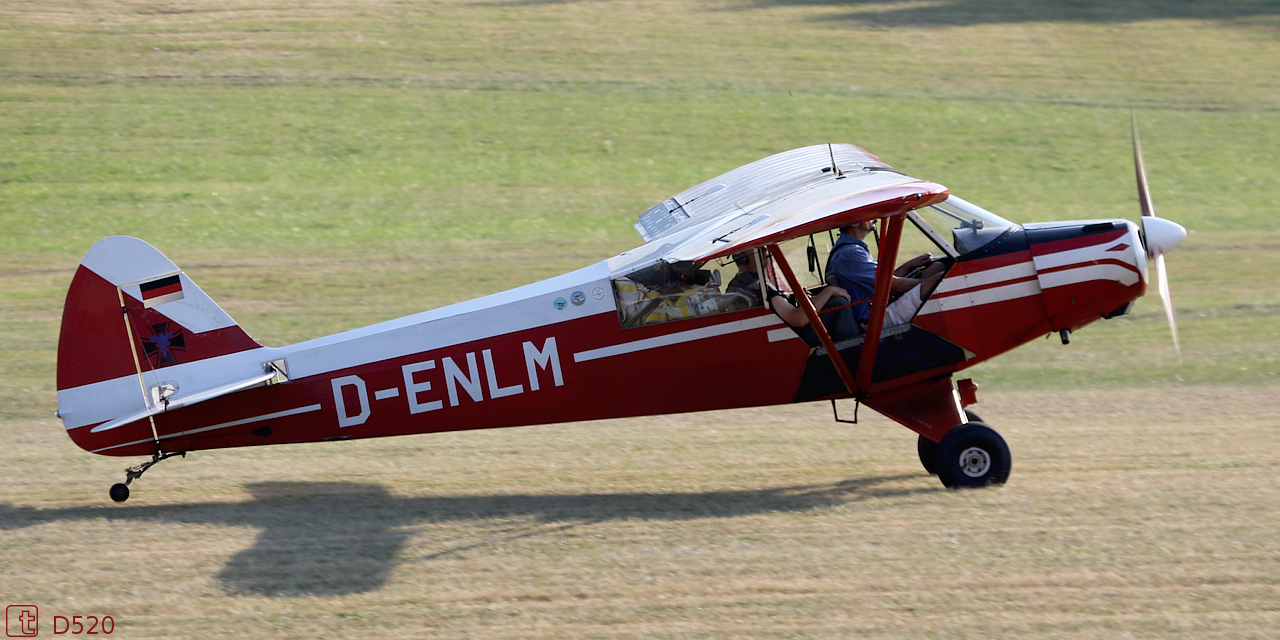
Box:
1038;262;1140;288
1032;234;1142;288
917;278;1043;317
917;260;1041;317
937;261;1037;293
1032;235;1133;271
573;314;784;362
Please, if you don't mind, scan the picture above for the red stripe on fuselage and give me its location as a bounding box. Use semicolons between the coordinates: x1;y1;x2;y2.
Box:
930;273;1039;300
1030;228;1128;256
948;248;1035;276
1036;257;1141;277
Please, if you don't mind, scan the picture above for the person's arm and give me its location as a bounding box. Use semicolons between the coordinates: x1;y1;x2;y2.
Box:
894;253;933;277
811;285;850;310
770;286;850;328
769;293;809;327
891;259;947;294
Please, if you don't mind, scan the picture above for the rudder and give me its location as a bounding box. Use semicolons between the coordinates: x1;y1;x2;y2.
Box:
57;236;262;454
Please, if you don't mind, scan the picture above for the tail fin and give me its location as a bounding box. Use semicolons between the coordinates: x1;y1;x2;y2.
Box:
57;237;262;455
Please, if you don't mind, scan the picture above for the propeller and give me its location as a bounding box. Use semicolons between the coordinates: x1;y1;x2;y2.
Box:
1131;108;1187;363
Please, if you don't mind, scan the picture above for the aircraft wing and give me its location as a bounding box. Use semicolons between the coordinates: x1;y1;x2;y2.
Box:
630;144;948;265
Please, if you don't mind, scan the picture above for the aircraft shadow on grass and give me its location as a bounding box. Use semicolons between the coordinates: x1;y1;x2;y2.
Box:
0;476;929;598
756;0;1280;28
486;0;1280;28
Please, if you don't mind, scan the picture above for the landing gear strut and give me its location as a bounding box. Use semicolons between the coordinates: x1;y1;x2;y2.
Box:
109;451;185;503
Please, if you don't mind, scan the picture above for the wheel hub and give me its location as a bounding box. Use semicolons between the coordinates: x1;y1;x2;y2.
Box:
958;447;992;478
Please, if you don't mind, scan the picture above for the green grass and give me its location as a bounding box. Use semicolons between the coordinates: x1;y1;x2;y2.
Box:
3;2;1280;398
4;86;1278;252
5;88;1279;394
1;1;1278;394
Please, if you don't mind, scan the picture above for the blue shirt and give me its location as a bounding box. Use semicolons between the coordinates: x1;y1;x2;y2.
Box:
825;233;878;324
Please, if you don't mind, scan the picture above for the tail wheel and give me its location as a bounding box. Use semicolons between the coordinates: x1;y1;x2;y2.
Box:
935;423;1011;489
109;483;130;503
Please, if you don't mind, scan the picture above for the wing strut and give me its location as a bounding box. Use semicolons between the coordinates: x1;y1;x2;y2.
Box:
767;245;858;396
855;214;905;392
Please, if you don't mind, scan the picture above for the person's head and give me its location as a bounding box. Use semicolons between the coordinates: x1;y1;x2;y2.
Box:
841;220;876;239
732;251;758;272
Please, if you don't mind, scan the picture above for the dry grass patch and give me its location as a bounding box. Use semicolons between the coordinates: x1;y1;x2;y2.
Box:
2;384;1277;638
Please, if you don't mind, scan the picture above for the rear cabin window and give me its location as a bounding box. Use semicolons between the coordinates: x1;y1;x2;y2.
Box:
613;258;762;328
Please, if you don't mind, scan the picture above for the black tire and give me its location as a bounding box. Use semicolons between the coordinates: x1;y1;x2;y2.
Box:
917;435;940;475
919;411;983;476
109;483;130;503
935;423;1011;489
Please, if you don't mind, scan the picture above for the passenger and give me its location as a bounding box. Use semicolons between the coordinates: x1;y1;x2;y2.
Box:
728;251;858;346
826;220;947;328
726;252;769;308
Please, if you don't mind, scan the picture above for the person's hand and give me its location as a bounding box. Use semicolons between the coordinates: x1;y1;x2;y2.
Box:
826;286;849;300
903;253;933;269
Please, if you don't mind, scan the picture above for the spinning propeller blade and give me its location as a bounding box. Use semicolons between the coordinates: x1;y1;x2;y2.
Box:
1153;251;1181;362
1131;108;1185;363
1132;109;1156;220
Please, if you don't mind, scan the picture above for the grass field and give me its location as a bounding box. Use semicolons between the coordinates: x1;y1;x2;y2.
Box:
2;1;1279;637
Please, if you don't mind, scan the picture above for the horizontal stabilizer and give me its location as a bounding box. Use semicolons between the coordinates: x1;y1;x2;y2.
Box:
89;367;280;433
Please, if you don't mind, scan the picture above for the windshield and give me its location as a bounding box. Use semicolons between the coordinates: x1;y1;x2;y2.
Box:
913;195;1017;255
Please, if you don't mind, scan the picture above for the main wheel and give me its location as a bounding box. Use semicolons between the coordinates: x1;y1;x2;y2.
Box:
109;483;130;503
918;411;983;476
935;423;1011;489
917;435;940;475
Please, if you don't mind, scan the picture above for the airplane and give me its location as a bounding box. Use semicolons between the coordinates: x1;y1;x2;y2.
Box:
55;125;1186;502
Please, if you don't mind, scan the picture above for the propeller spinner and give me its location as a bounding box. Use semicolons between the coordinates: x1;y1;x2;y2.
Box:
1131;109;1186;362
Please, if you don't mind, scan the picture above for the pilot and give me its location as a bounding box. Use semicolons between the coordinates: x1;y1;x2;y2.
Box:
826;220;947;328
728;250;857;346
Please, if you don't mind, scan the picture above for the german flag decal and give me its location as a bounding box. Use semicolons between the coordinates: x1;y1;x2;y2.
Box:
140;274;184;308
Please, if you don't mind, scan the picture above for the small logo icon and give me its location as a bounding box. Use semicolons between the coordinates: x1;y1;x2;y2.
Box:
592;286;605;300
7;605;38;637
553;297;567;310
141;322;187;367
570;291;586;306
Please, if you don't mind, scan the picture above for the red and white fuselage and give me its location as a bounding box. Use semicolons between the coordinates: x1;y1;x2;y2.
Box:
56;145;1157;459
